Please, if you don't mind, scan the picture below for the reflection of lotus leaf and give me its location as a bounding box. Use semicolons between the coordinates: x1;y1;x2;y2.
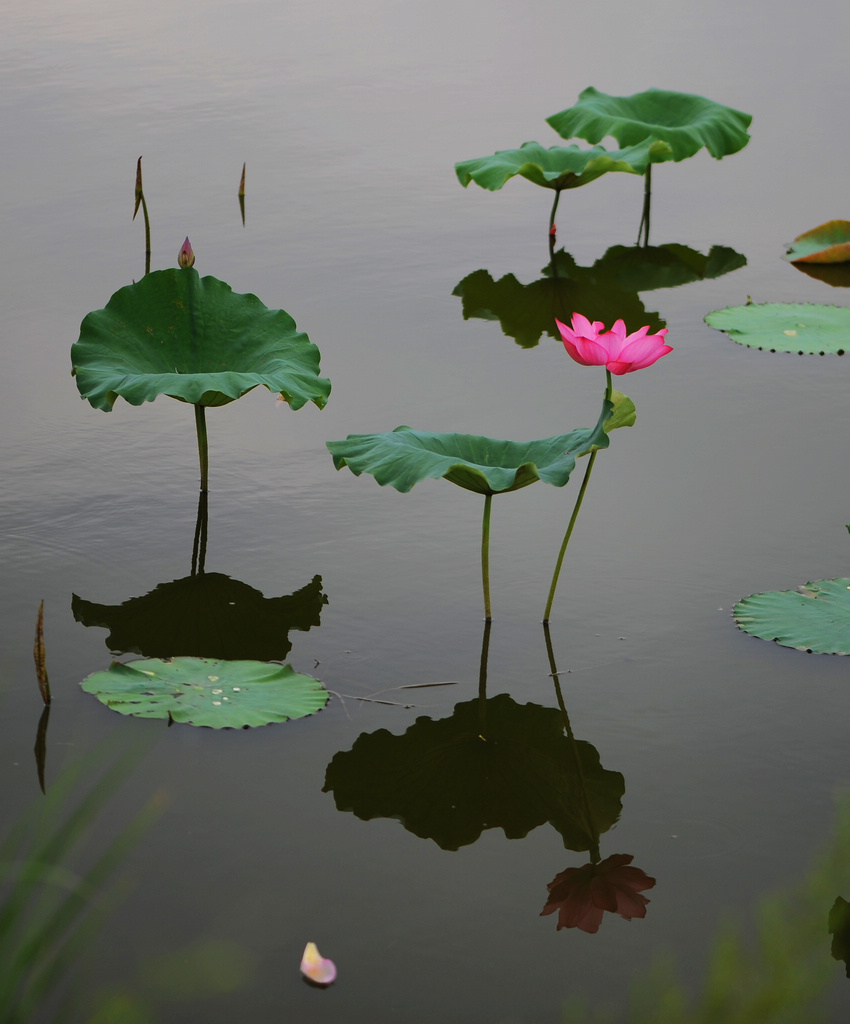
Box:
547;87;752;161
593;243;746;292
72;268;331;411
72;574;326;661
323;693;624;851
455;139;669;193
705;302;850;355
734;579;850;655
327;407;611;495
785;221;850;265
81;657;329;728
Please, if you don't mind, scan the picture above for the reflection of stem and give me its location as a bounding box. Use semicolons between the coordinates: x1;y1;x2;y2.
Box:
477;618;492;739
636;165;652;247
543;623;600;862
543;371;612;623
194;404;209;493
190;489;209;577
34;705;50;795
481;493;493;621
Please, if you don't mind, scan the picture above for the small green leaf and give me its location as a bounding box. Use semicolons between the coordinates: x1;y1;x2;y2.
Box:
327;402;612;496
704;302;850;354
785;221;850;264
547;87;752;161
604;391;636;433
455;139;668;193
72;269;331;411
734;579;850;655
81;657;329;728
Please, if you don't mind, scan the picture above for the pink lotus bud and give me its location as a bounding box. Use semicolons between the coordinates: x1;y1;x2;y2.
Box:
177;237;195;269
300;942;336;986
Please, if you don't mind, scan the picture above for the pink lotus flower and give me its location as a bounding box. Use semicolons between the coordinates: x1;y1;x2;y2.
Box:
556;313;671;375
177;236;195;269
540;853;656;933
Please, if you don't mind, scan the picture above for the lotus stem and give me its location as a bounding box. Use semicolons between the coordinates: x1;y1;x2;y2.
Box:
543;622;600;862
140;194;151;275
477;618;492;738
548;188;562;256
636;165;652;247
543;371;612;623
194;404;209;493
481;493;493;621
191;488;209;576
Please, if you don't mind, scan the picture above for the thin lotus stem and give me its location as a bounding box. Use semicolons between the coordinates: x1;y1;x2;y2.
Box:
636;164;652;247
548;188;562;257
481;493;493;621
543;371;612;623
477;618;492;738
542;622;601;861
190;489;209;577
140;194;151;275
194;404;209;493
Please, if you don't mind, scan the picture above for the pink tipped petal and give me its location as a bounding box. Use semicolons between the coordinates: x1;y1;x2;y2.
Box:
616;334;673;372
300;942;337;986
569;313;599;338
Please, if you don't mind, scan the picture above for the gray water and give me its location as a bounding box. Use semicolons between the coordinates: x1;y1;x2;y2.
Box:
3;0;850;1020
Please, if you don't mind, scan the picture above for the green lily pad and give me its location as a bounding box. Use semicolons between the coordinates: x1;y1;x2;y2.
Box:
734;579;850;654
785;221;850;264
327;401;613;495
704;302;850;354
546;87;752;161
81;657;329;728
455;139;671;193
72;269;331;410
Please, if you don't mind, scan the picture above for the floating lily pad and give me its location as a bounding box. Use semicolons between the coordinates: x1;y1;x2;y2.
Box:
734;579;850;654
455;139;670;193
81;657;329;728
327;403;613;495
704;302;850;354
72;268;331;410
785;221;850;264
546;87;752;161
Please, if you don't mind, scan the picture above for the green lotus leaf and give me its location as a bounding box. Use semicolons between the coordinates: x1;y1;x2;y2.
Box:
455;139;670;193
785;221;850;265
734;579;850;655
547;87;752;162
704;302;850;354
327;402;612;496
81;657;329;728
72;269;331;411
323;693;623;851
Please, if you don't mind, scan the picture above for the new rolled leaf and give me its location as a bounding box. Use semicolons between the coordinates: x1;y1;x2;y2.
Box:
72;269;331;411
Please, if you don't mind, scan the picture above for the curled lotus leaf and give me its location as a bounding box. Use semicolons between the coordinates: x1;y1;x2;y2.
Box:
455;139;671;193
734;579;850;655
72;268;331;410
785;221;850;265
704;302;850;354
80;657;329;728
327;401;613;496
547;87;752;162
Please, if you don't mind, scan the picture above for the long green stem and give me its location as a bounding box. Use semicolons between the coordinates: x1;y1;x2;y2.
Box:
140;194;151;276
548;188;562;258
477;618;492;740
481;493;493;621
636;165;652;247
194;404;209;493
543;371;612;623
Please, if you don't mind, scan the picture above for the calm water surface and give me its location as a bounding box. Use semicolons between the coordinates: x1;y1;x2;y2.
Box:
3;1;850;1020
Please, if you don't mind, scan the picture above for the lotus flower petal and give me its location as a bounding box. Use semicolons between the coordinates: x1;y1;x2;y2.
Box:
300;941;337;986
557;313;671;375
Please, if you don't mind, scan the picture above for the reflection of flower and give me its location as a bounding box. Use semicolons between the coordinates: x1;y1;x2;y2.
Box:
556;312;671;374
541;853;656;933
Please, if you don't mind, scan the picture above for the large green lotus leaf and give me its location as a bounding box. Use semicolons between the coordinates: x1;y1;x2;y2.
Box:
455;139;671;192
81;657;329;728
704;302;850;354
327;402;612;496
734;579;850;655
785;221;850;265
72;269;331;410
323;694;623;851
546;87;752;161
